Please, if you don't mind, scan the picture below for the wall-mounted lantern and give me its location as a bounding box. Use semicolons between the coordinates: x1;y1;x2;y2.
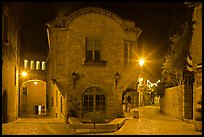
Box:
51;78;57;84
72;72;80;89
115;72;120;88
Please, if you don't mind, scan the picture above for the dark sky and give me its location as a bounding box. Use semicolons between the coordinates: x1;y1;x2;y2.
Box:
21;2;186;78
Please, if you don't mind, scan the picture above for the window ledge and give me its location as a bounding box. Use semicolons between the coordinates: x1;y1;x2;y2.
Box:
83;60;107;66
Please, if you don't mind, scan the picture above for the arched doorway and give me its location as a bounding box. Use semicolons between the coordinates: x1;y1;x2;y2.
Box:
19;80;46;116
2;90;8;123
82;86;106;122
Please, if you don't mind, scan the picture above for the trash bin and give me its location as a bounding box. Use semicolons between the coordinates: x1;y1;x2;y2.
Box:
133;110;139;118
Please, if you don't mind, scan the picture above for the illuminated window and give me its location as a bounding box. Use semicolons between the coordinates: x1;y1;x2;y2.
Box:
42;61;46;70
24;60;28;69
86;38;101;61
30;60;35;69
36;61;40;70
124;41;134;65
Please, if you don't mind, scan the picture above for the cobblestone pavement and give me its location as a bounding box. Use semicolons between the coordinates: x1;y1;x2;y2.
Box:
99;106;202;135
2;117;73;135
2;106;202;135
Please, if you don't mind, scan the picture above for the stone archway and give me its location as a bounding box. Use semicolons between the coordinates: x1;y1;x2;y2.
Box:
122;88;139;112
19;80;46;116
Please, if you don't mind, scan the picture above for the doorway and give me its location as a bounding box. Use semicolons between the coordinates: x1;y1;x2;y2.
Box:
2;90;8;123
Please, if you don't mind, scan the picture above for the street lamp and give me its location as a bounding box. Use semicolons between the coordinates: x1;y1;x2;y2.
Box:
72;72;80;89
139;59;144;67
21;71;27;77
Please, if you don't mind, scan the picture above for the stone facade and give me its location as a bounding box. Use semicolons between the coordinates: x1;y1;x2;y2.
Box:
2;3;23;123
161;3;202;126
160;86;185;120
46;7;142;122
186;2;202;123
191;3;202;123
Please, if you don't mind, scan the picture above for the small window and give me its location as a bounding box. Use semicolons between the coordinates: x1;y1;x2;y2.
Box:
3;15;9;43
52;97;54;107
36;61;40;70
24;60;29;69
124;41;134;65
42;61;46;70
86;38;101;61
30;60;35;69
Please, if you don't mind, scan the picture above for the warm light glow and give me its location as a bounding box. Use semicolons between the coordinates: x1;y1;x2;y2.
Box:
38;106;42;115
147;79;161;87
139;77;143;82
139;59;144;66
34;81;38;85
22;71;27;77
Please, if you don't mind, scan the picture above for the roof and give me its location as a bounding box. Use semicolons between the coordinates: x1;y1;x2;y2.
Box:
46;7;141;32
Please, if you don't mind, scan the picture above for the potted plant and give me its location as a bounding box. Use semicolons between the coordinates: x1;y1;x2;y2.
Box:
195;96;202;132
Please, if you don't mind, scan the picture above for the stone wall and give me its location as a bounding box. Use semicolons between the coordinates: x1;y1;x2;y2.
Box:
160;85;185;120
2;4;22;123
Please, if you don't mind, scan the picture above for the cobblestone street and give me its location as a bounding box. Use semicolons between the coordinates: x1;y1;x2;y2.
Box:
2;117;73;135
2;106;202;135
100;106;202;135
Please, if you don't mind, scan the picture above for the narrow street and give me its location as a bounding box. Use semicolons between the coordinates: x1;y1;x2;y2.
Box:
2;106;202;135
101;106;202;135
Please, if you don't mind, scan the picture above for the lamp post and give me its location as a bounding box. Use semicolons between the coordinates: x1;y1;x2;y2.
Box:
72;72;80;89
139;59;144;67
138;59;144;106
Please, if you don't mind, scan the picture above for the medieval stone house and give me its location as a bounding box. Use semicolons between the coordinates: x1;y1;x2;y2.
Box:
186;2;202;123
45;7;142;122
2;3;23;123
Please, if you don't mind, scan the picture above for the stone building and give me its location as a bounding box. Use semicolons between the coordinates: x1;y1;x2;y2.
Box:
2;3;23;123
186;2;202;122
45;7;142;122
160;3;202;123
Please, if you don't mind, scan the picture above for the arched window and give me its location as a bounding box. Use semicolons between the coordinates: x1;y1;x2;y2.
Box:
42;61;46;70
30;60;35;69
36;61;40;70
83;87;105;113
24;60;28;69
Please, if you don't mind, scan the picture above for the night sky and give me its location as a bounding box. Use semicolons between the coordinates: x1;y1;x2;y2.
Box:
21;2;186;78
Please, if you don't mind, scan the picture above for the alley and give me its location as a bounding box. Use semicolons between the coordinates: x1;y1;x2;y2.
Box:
2;106;202;135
